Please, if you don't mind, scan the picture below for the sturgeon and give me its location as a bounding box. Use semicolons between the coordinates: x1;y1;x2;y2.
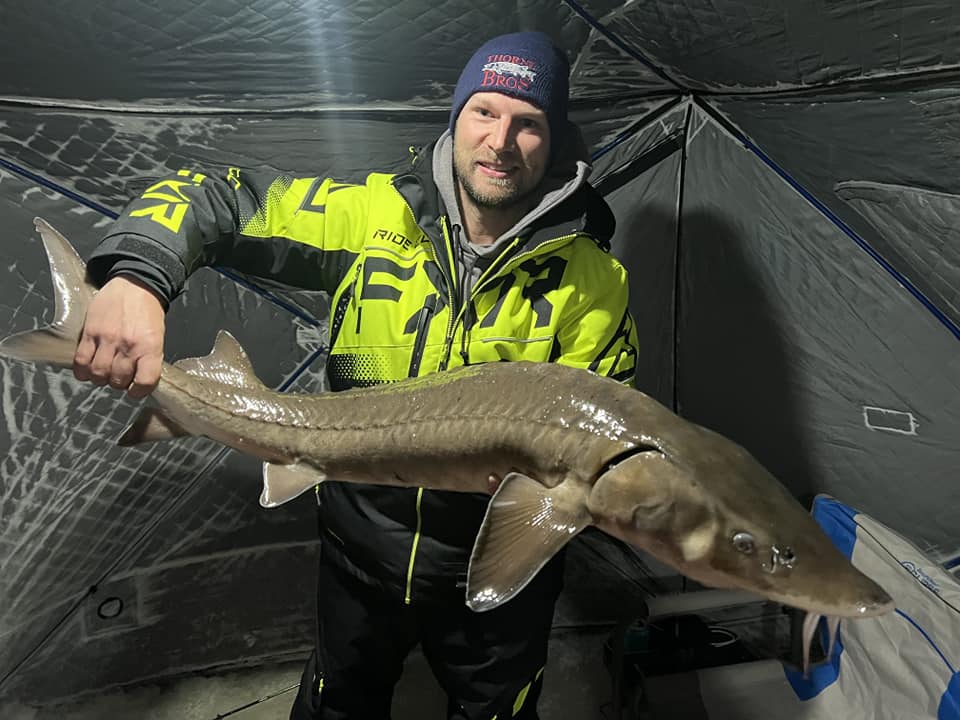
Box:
1;218;893;672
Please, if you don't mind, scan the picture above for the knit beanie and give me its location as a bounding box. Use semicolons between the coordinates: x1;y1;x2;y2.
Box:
449;32;570;146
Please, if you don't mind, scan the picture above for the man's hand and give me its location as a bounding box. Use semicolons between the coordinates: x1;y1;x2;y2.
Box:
73;275;166;399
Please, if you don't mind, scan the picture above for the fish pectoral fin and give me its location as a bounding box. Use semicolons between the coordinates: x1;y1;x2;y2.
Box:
467;472;591;612
117;407;191;445
260;461;326;508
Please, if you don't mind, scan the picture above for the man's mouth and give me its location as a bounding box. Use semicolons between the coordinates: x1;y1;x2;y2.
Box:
477;161;514;179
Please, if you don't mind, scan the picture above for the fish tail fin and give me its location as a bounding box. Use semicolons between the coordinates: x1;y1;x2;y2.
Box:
0;218;97;368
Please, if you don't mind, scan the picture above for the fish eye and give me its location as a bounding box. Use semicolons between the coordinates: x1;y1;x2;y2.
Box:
732;532;755;554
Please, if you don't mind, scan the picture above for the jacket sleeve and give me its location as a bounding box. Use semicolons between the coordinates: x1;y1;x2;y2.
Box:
87;167;368;305
554;246;639;384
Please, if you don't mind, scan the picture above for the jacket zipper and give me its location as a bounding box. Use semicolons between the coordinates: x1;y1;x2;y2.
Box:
404;487;425;605
437;216;461;371
408;293;437;377
327;262;362;352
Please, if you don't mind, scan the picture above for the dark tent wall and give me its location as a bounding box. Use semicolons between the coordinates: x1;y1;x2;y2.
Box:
1;0;958;708
678;104;960;535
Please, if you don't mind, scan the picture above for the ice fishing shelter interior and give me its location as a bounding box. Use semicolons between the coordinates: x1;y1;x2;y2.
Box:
1;1;959;719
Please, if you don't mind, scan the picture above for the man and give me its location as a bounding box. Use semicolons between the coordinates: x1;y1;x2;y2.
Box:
76;31;638;720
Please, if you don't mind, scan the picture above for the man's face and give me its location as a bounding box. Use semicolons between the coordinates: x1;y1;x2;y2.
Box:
453;92;551;211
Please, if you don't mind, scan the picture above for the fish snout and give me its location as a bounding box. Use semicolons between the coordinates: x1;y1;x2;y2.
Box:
851;582;895;618
793;558;895;618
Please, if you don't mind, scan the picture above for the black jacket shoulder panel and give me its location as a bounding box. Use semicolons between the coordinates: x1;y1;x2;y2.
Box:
528;183;616;251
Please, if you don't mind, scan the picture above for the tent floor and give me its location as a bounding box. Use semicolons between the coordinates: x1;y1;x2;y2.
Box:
0;627;616;720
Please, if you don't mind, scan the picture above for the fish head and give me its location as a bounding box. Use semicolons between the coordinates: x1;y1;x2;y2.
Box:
589;435;894;619
691;476;895;618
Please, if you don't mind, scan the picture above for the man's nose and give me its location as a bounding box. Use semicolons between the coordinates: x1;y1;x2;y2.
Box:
488;118;516;152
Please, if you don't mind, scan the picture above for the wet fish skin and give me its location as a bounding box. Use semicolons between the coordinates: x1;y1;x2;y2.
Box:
0;218;894;646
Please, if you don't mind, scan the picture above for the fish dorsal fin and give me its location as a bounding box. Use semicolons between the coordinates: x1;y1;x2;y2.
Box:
117;407;191;446
261;461;327;508
467;473;591;611
173;330;266;390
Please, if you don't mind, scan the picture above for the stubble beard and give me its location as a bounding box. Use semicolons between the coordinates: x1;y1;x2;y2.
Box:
453;148;532;211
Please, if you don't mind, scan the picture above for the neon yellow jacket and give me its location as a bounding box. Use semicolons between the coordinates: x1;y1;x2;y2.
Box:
88;144;638;603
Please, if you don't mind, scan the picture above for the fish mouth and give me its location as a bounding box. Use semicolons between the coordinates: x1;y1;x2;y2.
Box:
763;588;895;619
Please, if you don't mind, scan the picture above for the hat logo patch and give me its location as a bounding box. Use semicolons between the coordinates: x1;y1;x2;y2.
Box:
481;55;537;91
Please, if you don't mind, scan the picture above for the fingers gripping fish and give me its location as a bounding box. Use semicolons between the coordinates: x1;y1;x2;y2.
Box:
0;219;895;674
